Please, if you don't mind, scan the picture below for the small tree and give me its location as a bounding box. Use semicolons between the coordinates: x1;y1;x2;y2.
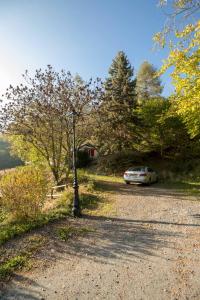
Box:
0;66;102;184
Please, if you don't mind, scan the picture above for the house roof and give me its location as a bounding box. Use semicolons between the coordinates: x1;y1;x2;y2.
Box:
78;143;97;150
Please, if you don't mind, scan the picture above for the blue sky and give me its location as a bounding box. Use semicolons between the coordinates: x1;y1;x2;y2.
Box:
0;0;174;96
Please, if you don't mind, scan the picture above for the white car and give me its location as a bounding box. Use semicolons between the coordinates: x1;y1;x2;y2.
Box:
123;166;158;185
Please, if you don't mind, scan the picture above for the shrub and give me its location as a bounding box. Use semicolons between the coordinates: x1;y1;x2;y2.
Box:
56;187;73;210
77;169;90;184
97;150;143;174
0;166;50;221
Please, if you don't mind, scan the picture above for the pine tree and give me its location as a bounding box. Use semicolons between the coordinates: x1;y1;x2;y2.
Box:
97;51;136;152
136;61;163;103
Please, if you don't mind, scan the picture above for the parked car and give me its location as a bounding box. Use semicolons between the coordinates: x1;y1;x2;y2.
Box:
123;166;158;185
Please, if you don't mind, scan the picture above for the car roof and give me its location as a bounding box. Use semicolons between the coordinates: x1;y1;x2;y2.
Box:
127;166;147;171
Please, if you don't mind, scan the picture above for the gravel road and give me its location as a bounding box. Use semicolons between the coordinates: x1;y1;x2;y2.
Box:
1;182;200;300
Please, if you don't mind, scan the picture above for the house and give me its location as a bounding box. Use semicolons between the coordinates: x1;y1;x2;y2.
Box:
78;143;98;159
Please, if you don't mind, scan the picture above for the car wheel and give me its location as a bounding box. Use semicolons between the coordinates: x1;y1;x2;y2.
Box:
125;181;130;184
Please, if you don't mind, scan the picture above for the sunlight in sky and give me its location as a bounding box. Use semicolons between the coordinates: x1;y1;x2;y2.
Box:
0;0;174;97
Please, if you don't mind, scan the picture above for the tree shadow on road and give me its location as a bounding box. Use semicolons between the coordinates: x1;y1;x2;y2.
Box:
95;180;200;201
0;275;44;300
38;214;181;266
1;214;179;299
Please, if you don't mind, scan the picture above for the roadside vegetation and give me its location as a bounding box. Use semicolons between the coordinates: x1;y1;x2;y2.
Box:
0;0;199;283
0;137;23;170
0;168;112;280
0;168;107;246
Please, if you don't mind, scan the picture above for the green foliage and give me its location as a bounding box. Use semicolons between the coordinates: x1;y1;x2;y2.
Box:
77;169;91;183
155;1;200;139
0;167;102;248
96;51;136;153
0;166;50;221
153;0;200;48
0;137;23;170
56;225;93;242
135;98;190;157
0;207;70;246
96;150;142;174
159;21;200;138
0;235;45;280
58;177;101;211
7;135;46;165
0;255;27;279
79;193;103;210
0;66;103;184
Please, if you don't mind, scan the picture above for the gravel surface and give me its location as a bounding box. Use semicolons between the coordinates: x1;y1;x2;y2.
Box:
1;182;200;300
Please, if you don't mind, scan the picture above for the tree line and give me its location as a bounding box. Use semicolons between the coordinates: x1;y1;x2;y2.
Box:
0;0;199;183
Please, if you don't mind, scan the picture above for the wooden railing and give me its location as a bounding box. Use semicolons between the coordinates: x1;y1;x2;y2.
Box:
48;184;67;199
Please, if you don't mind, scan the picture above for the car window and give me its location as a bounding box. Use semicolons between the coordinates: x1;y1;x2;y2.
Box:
128;167;146;172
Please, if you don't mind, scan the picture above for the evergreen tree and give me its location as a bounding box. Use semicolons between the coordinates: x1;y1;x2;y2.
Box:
136;61;163;103
96;51;136;153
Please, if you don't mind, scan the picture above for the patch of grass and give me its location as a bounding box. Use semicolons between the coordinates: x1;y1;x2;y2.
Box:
80;193;104;210
56;225;94;241
0;255;27;279
76;169;123;184
0;175;110;246
0;208;7;223
87;173;123;183
0;184;103;246
157;180;200;197
0;207;70;246
24;235;46;254
0;235;45;280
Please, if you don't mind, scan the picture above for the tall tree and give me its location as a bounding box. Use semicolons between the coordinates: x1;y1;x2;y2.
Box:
135;98;191;157
96;51;136;153
136;61;163;103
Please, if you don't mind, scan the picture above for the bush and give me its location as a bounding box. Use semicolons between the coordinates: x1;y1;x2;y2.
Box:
0;166;50;221
97;151;143;174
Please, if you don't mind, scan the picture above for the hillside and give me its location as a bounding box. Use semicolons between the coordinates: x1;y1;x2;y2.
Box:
0;138;23;170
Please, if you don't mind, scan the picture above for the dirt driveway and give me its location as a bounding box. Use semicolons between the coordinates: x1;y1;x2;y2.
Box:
1;182;200;300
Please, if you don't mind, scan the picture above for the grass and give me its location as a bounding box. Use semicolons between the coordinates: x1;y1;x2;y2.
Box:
157;179;200;197
0;208;7;223
86;173;123;183
0;207;70;246
0;235;45;280
0;177;106;246
56;225;94;241
0;172;113;281
77;168;123;183
2;171;198;248
0;181;105;280
0;255;27;279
